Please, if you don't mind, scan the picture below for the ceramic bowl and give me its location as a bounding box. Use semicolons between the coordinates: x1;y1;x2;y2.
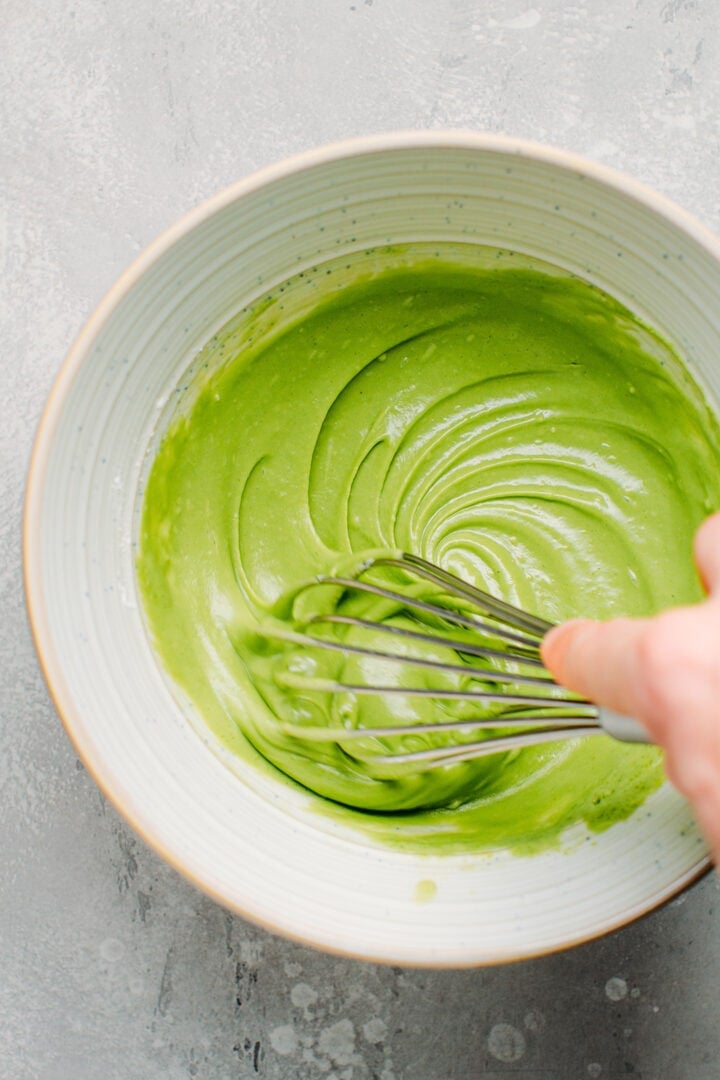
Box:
24;132;720;965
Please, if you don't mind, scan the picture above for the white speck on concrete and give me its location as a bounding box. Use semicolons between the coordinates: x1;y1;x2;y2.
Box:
318;1019;357;1066
653;109;697;132
291;981;319;1009
284;960;303;977
269;1024;298;1057
238;940;264;964
99;938;125;962
488;1022;527;1063
524;1007;546;1033
501;9;542;30
605;976;629;1002
588;1064;603;1078
587;139;620;160
362;1017;388;1044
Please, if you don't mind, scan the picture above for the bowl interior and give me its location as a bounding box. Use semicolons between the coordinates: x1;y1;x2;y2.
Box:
26;134;720;964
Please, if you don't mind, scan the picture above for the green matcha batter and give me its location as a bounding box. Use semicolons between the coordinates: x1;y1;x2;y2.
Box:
137;244;720;853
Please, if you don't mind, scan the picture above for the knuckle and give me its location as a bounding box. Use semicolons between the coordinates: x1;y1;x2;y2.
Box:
636;617;673;678
634;615;683;720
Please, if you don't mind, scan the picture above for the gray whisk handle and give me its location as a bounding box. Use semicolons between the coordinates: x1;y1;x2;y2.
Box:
598;707;651;745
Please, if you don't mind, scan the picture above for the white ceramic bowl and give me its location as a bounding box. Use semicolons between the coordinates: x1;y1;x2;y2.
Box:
25;132;720;965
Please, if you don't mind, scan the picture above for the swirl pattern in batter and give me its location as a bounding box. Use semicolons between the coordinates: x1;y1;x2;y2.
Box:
137;245;720;852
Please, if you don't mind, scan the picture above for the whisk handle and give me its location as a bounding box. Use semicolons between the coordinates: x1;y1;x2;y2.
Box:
598;707;651;745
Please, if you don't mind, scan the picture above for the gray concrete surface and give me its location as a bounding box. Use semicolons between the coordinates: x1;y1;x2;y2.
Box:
3;1;720;1077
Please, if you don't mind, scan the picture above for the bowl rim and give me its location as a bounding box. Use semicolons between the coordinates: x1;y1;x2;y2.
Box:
23;129;717;966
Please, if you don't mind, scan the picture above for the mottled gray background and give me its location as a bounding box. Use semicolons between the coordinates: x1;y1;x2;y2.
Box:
3;1;720;1077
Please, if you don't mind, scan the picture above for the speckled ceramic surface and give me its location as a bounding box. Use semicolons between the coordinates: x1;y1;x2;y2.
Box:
24;132;720;965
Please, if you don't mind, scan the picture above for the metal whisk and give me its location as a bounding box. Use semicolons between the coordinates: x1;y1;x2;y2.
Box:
264;553;649;769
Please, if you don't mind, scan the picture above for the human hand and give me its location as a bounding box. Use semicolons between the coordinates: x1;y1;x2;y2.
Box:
541;512;720;862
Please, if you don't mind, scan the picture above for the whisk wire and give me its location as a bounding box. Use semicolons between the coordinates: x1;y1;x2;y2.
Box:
262;553;647;767
313;575;542;649
308;614;545;666
371;553;554;636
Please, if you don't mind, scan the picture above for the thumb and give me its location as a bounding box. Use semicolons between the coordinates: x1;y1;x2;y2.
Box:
542;511;720;714
541;616;653;722
694;511;720;596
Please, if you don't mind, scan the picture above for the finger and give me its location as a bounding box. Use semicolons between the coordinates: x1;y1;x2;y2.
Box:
694;511;720;596
541;616;653;722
